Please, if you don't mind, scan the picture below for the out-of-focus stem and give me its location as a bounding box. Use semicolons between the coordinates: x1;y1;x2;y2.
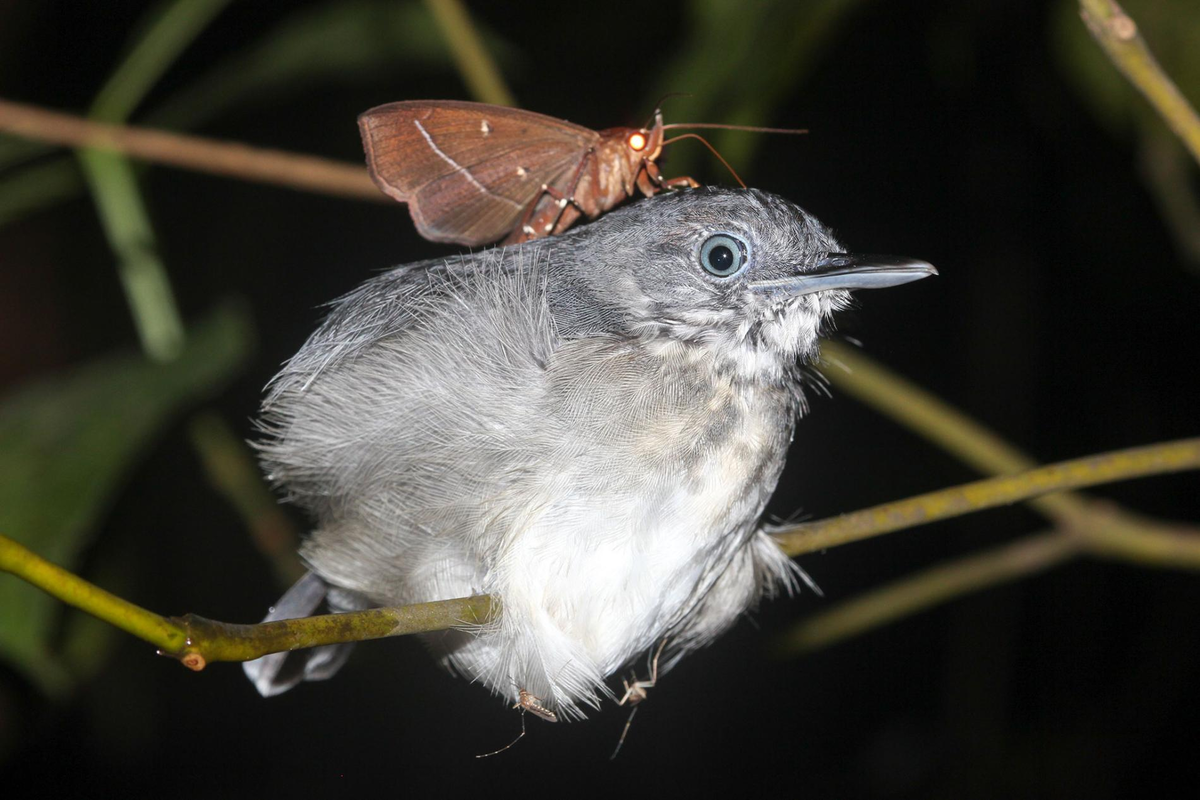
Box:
1079;0;1200;166
779;531;1079;654
424;0;516;107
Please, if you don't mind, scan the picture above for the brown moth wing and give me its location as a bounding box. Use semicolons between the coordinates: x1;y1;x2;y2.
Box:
359;100;600;246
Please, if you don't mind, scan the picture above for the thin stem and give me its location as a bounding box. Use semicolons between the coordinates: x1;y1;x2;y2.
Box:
187;412;304;586
77;150;186;361
781;502;1200;654
76;0;232;362
778;531;1080;654
1079;0;1200;166
774;437;1200;557
89;0;231;122
424;0;516;107
0;99;380;201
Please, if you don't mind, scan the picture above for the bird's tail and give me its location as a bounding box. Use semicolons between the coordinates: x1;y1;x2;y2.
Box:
242;571;357;697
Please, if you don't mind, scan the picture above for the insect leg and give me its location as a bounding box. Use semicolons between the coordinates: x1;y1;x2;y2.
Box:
661;175;700;189
637;159;699;197
506;148;595;243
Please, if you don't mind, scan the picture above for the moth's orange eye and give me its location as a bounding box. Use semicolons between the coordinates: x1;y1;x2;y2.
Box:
628;132;648;151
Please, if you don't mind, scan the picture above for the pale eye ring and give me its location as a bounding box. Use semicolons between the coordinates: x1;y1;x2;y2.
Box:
699;233;749;278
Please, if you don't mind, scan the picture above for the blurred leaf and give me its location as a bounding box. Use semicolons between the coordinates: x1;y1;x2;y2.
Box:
0;137;51;172
0;0;488;228
0;303;254;695
147;0;461;129
89;0;233;123
0;160;81;227
647;0;868;179
1054;0;1200;134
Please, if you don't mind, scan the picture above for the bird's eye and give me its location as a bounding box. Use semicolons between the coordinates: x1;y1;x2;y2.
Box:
699;234;748;278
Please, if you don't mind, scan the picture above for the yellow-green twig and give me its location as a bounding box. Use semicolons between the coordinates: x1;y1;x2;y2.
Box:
3;438;1196;671
171;595;494;669
774;437;1200;557
1079;0;1200;166
0;533;494;670
0;533;188;655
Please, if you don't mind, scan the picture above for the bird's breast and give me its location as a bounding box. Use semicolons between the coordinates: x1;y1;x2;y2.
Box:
500;339;797;670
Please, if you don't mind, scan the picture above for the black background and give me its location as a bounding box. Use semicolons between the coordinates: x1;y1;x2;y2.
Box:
1;1;1198;797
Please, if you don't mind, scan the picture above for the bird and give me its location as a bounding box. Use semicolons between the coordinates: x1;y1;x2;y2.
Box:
243;187;936;721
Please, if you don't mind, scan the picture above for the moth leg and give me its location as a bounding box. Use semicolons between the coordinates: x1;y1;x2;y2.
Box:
539;143;598;235
507;148;595;243
662;175;700;190
637;159;699;198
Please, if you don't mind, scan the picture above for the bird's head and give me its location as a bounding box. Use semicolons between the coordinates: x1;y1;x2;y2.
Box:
542;187;936;382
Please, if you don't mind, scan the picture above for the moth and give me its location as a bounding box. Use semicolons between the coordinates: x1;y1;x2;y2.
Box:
358;100;803;247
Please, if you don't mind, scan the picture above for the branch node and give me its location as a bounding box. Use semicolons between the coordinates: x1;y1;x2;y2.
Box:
181;652;207;671
1109;11;1137;41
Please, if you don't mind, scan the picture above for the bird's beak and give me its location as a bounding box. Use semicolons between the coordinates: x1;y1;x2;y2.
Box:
750;254;938;296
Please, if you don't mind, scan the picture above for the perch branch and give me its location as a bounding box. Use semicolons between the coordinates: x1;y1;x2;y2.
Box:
2;438;1196;670
0;532;189;655
0;532;493;670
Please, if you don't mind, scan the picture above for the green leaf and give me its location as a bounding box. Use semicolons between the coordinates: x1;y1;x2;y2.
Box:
0;137;52;173
0;303;254;695
0;0;484;227
0;160;81;228
146;0;458;129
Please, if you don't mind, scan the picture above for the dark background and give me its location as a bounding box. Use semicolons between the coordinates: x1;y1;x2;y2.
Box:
1;1;1198;797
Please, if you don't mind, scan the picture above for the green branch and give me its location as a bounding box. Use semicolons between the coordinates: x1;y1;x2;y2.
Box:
424;0;515;107
171;595;494;669
3;437;1196;671
1079;0;1200;166
0;532;188;655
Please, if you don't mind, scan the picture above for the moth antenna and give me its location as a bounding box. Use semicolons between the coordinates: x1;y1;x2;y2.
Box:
661;133;747;189
661;123;808;135
644;92;694;128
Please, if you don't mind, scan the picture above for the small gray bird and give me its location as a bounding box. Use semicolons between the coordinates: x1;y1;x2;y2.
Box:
244;187;935;720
